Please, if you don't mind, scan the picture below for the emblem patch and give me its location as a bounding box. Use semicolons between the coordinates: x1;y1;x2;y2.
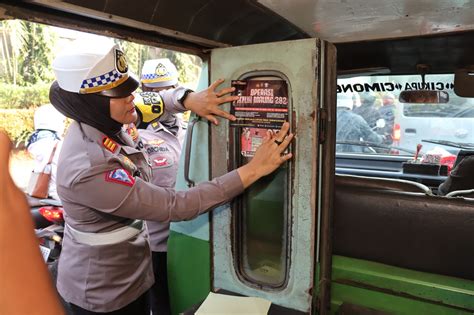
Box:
121;156;136;171
148;139;165;146
115;49;128;74
105;168;135;186
137;92;164;123
155;63;168;76
152;156;173;169
126;123;139;141
103;136;118;153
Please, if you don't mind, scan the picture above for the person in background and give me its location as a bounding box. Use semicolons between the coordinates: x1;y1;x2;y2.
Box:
353;92;382;128
27;103;66;200
139;58;187;141
135;58;183;315
377;93;397;143
50;41;293;315
336;93;384;153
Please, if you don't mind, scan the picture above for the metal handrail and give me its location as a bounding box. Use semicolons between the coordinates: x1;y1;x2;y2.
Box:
184;117;201;187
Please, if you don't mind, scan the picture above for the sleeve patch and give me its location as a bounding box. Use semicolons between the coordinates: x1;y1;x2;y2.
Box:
105;168;135;186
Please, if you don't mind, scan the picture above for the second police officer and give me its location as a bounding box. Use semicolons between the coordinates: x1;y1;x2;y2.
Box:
134;58;184;314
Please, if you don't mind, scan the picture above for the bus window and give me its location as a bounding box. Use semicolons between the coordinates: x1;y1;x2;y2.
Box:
336;74;474;157
231;75;291;288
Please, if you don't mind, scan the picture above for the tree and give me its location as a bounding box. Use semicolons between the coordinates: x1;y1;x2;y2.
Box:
114;39;202;88
18;21;56;86
0;20;22;85
159;49;202;87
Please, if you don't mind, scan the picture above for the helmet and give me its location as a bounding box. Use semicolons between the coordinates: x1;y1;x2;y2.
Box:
360;92;377;106
34;104;66;134
52;40;139;98
134;91;164;127
337;93;353;110
141;58;178;88
382;93;396;105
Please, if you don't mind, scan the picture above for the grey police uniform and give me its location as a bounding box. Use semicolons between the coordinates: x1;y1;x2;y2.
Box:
140;122;183;252
56;93;243;312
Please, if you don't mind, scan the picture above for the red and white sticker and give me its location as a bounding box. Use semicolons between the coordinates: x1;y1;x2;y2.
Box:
105;168;135;186
152;156;173;169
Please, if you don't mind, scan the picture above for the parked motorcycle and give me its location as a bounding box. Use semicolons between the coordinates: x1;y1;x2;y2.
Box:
28;195;64;283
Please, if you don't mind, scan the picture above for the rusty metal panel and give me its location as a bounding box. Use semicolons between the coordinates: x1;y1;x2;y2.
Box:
210;38;329;312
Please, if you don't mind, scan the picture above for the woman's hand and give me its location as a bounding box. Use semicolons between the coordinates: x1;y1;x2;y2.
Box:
183;79;239;125
238;122;294;188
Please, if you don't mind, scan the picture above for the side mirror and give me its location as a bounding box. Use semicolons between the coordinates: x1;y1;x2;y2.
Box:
399;90;449;104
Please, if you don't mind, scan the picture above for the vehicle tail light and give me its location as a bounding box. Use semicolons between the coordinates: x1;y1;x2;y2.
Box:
392;123;401;141
39;206;64;223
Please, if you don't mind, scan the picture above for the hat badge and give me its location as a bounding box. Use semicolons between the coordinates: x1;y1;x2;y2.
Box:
115;49;128;74
155;63;168;77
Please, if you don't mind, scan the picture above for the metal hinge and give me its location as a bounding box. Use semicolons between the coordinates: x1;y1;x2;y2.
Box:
318;108;327;144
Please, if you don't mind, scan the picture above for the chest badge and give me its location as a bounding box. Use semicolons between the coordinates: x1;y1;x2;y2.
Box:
105;168;135;187
122;156;136;170
152;156;174;169
103;136;118;153
148;139;165;146
126;123;139;142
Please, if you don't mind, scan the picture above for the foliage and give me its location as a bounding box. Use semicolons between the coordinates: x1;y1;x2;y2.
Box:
114;39;202;88
160;50;202;88
0;108;35;147
0;20;22;85
1;20;56;86
18;21;57;85
0;83;50;109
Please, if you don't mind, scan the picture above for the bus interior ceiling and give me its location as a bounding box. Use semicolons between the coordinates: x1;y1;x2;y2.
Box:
1;0;474;75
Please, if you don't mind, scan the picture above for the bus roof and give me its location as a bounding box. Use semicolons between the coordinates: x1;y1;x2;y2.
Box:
2;0;474;74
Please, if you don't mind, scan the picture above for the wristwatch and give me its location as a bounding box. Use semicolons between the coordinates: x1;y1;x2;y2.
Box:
178;89;194;107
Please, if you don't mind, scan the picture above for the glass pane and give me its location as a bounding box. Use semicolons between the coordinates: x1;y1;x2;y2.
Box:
231;75;290;287
239;161;288;286
336;74;474;156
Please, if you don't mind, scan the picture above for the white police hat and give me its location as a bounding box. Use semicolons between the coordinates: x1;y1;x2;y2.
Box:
52;41;138;98
141;58;178;88
34;104;65;134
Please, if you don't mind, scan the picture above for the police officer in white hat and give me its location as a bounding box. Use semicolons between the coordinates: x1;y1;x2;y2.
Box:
50;41;294;315
135;58;183;315
141;58;178;91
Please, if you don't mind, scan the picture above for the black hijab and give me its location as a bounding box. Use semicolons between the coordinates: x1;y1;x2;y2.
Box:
49;81;123;142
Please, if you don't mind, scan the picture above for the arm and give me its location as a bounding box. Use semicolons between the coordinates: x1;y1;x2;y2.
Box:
159;78;239;125
356;115;384;144
59;123;293;222
0;132;64;315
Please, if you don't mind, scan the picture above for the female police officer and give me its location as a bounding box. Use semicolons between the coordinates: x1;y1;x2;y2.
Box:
50;42;293;314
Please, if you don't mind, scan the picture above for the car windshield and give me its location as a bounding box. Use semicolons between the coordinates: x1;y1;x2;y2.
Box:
336;74;474;157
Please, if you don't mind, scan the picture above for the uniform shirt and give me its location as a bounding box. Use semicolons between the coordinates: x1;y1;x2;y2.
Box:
140;121;184;252
56;122;243;311
133;89;187;252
